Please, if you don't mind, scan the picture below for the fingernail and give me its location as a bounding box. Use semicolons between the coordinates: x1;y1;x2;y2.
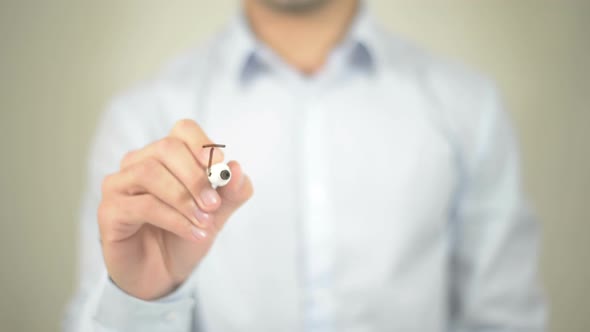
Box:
193;205;212;227
191;226;207;239
200;187;220;206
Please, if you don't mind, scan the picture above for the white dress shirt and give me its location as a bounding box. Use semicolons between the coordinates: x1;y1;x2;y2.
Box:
64;5;546;332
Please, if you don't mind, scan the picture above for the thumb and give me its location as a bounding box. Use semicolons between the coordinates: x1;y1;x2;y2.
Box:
214;160;254;228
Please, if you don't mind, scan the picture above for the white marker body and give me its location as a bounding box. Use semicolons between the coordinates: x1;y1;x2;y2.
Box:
208;163;232;189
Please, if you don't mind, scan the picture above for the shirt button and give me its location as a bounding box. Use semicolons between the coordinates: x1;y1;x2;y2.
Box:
163;311;177;322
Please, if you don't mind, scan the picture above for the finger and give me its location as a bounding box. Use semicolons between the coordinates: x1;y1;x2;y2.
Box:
215;160;254;229
169;119;224;167
119;137;222;213
99;194;211;244
105;158;213;229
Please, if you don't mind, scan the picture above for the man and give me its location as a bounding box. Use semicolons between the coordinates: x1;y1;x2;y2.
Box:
65;0;546;331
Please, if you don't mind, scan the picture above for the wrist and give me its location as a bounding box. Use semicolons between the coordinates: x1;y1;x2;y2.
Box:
109;274;182;301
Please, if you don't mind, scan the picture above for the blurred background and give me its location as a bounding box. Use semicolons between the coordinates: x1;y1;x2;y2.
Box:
0;1;588;331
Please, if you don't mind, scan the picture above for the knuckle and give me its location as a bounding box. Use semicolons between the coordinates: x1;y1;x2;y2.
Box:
172;119;197;134
135;158;160;179
97;200;119;227
187;175;203;193
173;188;192;205
245;185;254;201
157;137;182;154
238;179;254;204
101;173;117;195
136;195;156;215
120;150;136;169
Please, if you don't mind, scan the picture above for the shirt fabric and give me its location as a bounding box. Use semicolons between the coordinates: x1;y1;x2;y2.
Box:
64;5;546;332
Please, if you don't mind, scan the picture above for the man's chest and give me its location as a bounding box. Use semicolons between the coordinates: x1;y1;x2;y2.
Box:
185;79;457;330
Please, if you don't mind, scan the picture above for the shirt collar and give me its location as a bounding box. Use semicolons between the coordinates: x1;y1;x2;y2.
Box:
225;1;381;84
345;2;381;73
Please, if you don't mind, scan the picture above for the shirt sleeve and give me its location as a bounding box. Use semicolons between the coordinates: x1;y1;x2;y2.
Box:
62;97;196;332
449;86;547;331
92;276;195;331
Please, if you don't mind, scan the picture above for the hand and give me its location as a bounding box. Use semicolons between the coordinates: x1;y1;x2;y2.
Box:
97;119;253;300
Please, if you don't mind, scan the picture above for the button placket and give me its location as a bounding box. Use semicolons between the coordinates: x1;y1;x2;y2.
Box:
298;85;335;331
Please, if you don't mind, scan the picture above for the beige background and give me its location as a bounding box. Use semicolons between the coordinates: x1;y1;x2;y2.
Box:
1;1;588;331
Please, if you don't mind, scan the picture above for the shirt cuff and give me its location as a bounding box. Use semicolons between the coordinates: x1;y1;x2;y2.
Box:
93;277;195;331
